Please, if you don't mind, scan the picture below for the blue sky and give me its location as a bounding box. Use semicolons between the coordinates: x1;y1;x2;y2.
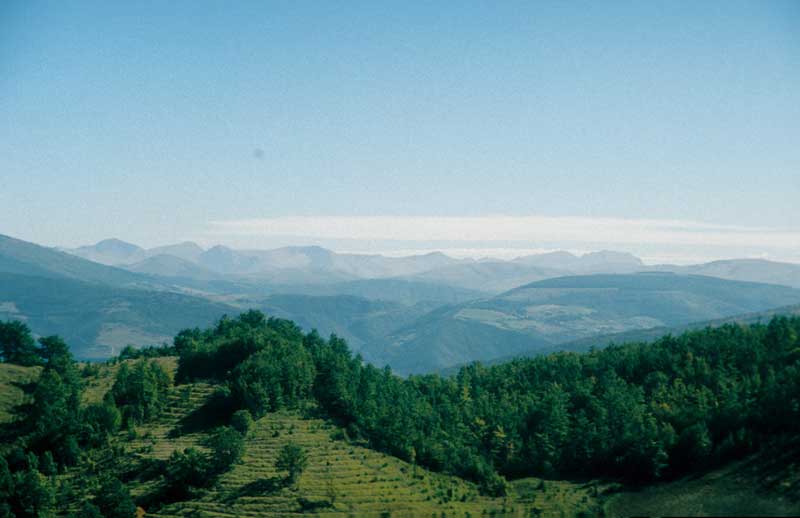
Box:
1;1;798;262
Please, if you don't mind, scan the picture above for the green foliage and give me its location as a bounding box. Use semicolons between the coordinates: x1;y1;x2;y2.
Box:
93;477;135;518
2;464;55;518
159;424;247;505
116;344;176;362
69;502;102;518
309;315;800;486
229;344;314;417
175;311;304;383
275;443;308;485
230;409;253;435
26;336;83;468
204;426;244;474
163;448;210;500
170;312;800;491
0;320;41;366
80;398;122;447
80;363;101;378
0;458;12;506
111;359;171;426
38;452;56;477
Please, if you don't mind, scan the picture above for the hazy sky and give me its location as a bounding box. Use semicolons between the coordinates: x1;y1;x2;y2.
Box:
1;1;799;263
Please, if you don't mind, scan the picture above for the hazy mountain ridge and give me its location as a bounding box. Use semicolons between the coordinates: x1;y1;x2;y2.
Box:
1;234;154;288
64;238;800;292
8;233;800;372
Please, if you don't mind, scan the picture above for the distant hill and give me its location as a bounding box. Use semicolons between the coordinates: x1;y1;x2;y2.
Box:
126;254;223;280
376;273;800;374
655;258;800;288
0;234;151;288
66;240;465;280
68;237;146;265
441;302;800;374
255;294;427;362
147;241;206;262
281;278;486;306
65;237;800;294
0;272;235;358
407;261;565;292
513;249;644;273
560;301;800;352
19;233;800;372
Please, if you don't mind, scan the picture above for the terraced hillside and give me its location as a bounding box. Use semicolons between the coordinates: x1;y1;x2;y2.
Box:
150;412;596;517
2;350;799;517
121;381;597;517
10;360;595;517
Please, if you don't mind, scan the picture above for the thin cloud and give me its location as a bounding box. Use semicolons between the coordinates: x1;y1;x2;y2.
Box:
206;216;800;250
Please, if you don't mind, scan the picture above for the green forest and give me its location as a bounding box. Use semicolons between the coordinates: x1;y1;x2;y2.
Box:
1;311;799;515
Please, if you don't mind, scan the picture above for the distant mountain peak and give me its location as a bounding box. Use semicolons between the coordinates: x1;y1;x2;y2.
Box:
91;238;143;253
580;250;643;265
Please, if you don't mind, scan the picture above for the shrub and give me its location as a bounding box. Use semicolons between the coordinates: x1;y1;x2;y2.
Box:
204;426;245;474
275;443;308;485
230;409;253;435
93;477;135;518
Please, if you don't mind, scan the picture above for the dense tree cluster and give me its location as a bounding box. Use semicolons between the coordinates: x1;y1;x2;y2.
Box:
322;316;800;490
110;360;171;427
0;455;54;518
24;336;83;469
0;321;41;367
175;311;315;414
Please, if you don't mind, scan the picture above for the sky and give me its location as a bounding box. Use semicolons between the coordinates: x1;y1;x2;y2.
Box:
1;1;799;264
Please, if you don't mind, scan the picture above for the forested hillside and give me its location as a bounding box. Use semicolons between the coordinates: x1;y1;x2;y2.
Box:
380;272;800;373
1;311;798;516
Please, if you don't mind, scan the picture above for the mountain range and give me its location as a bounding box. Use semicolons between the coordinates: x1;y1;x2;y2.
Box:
64;238;800;290
4;232;800;371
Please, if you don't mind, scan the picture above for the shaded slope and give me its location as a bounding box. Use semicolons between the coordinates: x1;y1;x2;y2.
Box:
0;273;235;358
125;254;223;281
605;437;800;517
281;278;486;306
256;294;427;362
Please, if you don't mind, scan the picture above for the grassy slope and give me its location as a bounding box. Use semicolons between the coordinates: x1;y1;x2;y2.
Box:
127;378;598;517
151;409;598;518
0;363;40;423
605;438;800;517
